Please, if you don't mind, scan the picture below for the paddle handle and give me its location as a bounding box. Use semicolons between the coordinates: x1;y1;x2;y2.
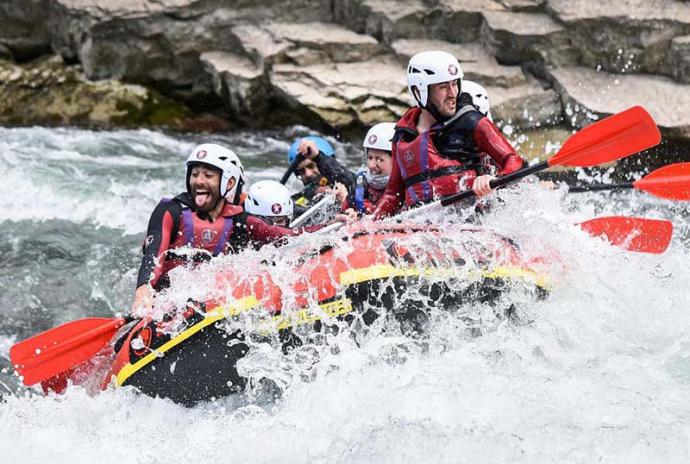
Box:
569;183;633;193
440;161;548;207
280;155;304;184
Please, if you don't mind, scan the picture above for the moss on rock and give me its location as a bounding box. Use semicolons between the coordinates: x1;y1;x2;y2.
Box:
0;55;197;130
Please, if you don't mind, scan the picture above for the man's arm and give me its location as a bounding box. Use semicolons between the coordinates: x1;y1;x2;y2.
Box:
473;118;525;175
132;201;177;311
315;154;356;189
245;216;323;247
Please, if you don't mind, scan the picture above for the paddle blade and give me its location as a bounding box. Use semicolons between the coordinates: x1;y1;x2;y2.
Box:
579;216;673;254
550;106;661;168
634;162;690;200
10;317;125;386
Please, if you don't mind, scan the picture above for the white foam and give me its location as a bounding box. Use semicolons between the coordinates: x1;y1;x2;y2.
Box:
2;128;690;462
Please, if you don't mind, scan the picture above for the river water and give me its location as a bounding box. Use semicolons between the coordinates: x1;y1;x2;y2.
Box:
1;125;689;463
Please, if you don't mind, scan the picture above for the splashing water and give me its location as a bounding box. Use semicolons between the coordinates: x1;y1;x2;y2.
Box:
1;127;689;463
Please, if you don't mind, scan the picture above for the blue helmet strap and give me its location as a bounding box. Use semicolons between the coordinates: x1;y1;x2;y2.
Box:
354;173;367;212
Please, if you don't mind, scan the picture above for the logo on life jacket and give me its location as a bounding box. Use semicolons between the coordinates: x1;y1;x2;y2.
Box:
201;229;216;244
271;203;282;214
448;64;458;76
404;150;414;164
368;134;378;145
195;149;208;160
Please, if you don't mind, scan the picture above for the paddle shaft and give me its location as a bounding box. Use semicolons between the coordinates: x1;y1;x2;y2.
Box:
436;160;547;207
280;155;303;184
569;183;633;193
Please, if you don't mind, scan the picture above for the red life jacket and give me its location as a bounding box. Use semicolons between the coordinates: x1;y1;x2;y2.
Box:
373;107;524;218
159;204;245;281
394;108;478;205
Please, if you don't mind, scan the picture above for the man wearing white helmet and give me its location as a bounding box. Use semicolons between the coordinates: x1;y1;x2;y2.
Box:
132;143;247;311
373;50;524;218
341;122;396;216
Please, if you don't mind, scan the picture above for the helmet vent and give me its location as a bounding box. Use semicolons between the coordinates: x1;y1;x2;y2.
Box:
408;66;420;74
423;69;435;75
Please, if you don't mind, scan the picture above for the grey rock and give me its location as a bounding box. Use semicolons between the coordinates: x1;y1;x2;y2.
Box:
435;0;506;43
391;38;527;87
498;0;546;12
46;0;335;95
271;57;409;128
200;50;272;124
669;35;690;84
333;0;507;44
490;80;562;129
231;22;384;67
334;0;439;43
547;0;690;76
0;43;13;60
0;0;52;61
481;11;579;66
549;66;690;138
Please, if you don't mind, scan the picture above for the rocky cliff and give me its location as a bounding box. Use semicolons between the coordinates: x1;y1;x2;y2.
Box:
1;0;689;144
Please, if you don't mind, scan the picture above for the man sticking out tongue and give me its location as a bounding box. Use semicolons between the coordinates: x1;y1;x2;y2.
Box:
131;143;247;312
132;144;327;313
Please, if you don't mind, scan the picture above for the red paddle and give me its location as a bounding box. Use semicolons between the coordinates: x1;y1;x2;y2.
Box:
10;317;127;386
579;216;673;254
439;106;661;207
570;162;690;201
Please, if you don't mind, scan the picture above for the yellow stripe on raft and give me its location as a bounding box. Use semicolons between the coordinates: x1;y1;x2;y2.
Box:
339;264;551;291
116;295;259;386
116;296;354;386
116;264;549;386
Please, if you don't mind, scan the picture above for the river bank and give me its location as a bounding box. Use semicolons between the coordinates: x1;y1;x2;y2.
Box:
1;0;690;151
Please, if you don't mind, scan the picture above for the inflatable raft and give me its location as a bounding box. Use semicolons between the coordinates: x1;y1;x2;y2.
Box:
99;222;549;406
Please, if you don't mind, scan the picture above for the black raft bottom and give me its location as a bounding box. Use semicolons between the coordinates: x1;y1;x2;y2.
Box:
122;275;545;406
123;323;249;407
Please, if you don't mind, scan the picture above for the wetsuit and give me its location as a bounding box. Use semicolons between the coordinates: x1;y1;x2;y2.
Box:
373;104;524;218
295;153;356;210
314;153;355;190
136;193;321;290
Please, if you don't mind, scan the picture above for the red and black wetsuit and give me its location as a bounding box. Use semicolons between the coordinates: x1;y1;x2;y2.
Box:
373;105;524;218
137;193;321;290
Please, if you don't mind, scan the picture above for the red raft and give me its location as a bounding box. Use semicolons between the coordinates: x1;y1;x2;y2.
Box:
95;223;553;405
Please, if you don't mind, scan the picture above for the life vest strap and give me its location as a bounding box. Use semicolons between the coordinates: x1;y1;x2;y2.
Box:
402;165;469;189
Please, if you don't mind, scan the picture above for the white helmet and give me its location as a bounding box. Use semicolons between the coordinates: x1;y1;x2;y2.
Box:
407;50;463;108
363;122;396;153
244;180;294;223
462;80;492;120
186;143;244;202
